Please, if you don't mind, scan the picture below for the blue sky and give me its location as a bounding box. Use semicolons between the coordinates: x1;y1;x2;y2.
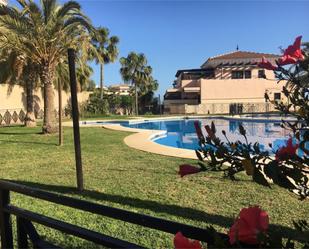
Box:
9;0;309;96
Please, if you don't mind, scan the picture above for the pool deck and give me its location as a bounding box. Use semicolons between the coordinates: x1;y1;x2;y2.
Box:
63;115;296;160
103;124;198;159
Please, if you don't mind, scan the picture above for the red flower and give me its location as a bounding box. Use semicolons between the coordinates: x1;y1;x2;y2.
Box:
174;232;202;249
278;54;298;66
194;121;203;140
228;206;269;245
278;36;304;66
275;137;298;161
178;164;200;177
258;57;278;71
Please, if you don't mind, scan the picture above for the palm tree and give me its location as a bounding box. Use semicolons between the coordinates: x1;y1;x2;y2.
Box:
0;0;95;133
119;52;153;115
91;27;119;99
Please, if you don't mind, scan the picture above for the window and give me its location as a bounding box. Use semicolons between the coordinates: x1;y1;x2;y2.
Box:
274;93;281;101
258;70;266;78
231;71;244;79
245;70;251;79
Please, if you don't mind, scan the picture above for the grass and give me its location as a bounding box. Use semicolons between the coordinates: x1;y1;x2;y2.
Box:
0;125;308;248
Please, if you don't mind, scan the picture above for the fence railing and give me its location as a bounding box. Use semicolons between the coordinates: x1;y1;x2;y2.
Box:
0;180;228;248
165;102;278;115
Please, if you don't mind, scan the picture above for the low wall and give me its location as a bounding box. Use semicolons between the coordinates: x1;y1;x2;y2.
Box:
164;104;186;114
0;84;91;125
165;102;277;115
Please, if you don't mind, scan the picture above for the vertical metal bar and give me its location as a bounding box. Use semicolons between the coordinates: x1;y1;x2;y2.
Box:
68;48;84;191
17;217;28;249
58;79;63;146
0;189;13;249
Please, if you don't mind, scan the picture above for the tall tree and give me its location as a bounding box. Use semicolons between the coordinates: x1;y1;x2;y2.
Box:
91;27;119;99
119;52;153;115
0;0;96;133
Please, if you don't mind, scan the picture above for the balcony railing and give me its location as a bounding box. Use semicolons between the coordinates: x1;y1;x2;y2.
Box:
164;99;199;105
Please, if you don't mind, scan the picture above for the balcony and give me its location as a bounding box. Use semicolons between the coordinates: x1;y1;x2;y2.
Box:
164;99;199;105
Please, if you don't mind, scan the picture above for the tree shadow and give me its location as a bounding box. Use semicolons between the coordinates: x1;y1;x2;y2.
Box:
10;180;303;241
0;139;52;146
0;131;43;135
0;125;42;135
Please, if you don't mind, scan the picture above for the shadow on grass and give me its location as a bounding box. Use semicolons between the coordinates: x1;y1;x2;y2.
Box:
0;125;42;134
0;139;54;146
0;131;43;135
11;180;303;240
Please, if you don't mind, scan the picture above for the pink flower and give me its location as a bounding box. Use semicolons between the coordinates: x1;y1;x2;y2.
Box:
178;164;201;177
258;57;278;71
275;137;298;161
194;121;203;140
174;232;202;249
228;206;269;245
278;36;304;66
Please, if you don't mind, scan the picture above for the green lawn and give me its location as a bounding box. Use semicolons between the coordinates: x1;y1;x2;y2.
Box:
0;125;308;248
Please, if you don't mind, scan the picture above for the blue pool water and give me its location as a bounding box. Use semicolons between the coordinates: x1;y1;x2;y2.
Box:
122;118;293;152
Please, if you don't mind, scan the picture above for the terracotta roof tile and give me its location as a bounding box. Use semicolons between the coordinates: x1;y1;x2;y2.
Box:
208;51;279;60
201;50;280;68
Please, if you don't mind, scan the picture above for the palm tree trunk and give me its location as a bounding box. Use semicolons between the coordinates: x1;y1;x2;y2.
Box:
58;79;63;146
135;83;138;116
24;73;36;127
41;62;57;134
100;63;104;99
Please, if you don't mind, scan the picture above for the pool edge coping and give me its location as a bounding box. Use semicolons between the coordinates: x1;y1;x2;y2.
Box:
63;115;297;160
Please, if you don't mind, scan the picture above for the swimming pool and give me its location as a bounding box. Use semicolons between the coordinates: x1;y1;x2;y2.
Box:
121;118;292;152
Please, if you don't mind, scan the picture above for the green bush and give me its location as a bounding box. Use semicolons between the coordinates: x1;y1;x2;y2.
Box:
64;98;88;118
85;92;110;115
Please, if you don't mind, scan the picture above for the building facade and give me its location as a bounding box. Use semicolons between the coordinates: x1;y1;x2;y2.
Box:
164;51;285;114
108;84;131;96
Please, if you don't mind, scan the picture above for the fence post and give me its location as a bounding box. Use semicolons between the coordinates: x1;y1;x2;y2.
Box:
0;189;13;249
68;48;84;192
17;217;28;249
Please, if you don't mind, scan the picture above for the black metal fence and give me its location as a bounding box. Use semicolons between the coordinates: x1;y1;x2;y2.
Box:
0;180;227;248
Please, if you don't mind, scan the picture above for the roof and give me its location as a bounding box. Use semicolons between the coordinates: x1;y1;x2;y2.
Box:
208;51;279;60
201;50;280;68
109;84;130;89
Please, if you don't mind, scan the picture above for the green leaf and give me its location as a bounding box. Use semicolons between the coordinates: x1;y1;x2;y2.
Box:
211;121;216;134
303;130;309;142
253;168;270;187
195;150;204;161
264;161;279;182
198;162;207;171
239;124;246;136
